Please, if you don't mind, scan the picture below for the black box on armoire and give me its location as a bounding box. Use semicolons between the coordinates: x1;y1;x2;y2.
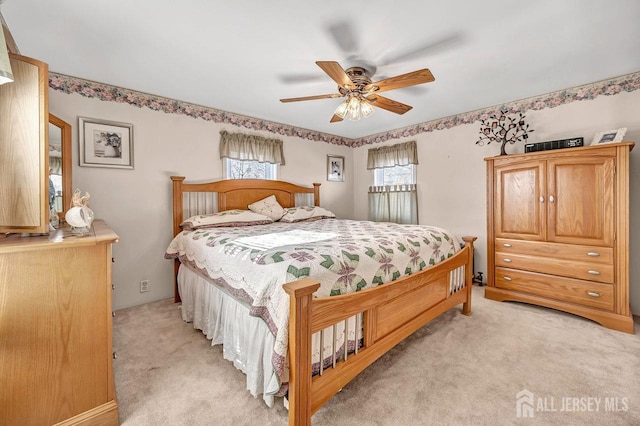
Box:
525;137;584;153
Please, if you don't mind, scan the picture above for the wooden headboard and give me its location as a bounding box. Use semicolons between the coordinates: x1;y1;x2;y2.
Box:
170;176;321;238
170;176;321;302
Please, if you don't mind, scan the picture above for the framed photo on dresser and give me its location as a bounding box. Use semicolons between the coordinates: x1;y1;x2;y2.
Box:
590;127;626;146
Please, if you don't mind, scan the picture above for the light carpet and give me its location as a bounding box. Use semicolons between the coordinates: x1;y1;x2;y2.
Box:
113;285;640;425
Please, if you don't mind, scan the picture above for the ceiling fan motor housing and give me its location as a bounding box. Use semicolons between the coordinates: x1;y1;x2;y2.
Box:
338;67;374;96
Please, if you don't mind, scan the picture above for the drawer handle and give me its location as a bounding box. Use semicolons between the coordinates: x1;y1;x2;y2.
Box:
503;243;512;248
503;276;512;281
539;196;545;203
503;258;512;263
113;352;117;360
587;270;600;275
549;195;555;203
587;252;600;257
587;291;600;298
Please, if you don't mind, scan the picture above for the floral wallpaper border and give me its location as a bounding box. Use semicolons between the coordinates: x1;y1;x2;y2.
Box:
49;71;640;148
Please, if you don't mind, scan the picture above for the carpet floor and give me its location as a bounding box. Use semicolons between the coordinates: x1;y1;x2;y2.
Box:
113;285;640;425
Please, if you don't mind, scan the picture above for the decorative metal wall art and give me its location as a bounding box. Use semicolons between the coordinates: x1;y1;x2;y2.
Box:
476;110;534;155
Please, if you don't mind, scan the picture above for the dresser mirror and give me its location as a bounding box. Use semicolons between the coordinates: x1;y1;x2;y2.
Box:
48;114;72;219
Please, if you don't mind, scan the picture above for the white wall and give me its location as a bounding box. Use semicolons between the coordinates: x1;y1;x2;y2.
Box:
49;91;354;310
51;87;640;315
353;90;640;314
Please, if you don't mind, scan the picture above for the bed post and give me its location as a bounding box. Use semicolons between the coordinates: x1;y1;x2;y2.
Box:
461;236;477;315
283;278;321;426
171;176;186;303
313;183;321;206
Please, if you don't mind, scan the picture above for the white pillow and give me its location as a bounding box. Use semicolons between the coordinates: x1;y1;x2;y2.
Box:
180;209;273;230
247;195;285;221
280;206;336;223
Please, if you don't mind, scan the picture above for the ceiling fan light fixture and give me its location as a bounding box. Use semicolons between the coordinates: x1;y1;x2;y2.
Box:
334;99;349;119
360;100;375;118
347;96;361;121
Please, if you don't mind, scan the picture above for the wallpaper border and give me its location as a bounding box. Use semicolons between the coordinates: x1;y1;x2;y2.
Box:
49;71;640;148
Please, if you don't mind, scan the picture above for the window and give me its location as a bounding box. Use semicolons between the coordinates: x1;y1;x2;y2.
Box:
224;158;278;180
219;130;284;180
367;141;419;224
373;164;416;186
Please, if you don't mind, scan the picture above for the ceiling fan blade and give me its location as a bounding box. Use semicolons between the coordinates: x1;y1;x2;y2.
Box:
366;69;434;94
378;33;464;66
326;21;359;54
330;114;344;123
280;93;342;103
278;73;325;84
366;95;413;115
316;61;354;89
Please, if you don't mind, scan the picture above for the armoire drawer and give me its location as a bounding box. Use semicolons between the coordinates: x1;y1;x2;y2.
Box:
495;252;613;283
495;267;614;311
496;238;613;264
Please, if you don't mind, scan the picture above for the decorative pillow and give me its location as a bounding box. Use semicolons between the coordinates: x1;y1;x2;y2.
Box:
279;206;336;223
180;209;273;230
247;195;285;221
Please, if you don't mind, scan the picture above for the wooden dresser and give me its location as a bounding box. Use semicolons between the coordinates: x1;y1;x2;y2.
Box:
484;142;634;333
0;220;119;425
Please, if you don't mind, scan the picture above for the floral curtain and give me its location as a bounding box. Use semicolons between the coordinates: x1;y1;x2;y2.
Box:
366;140;418;169
219;130;285;165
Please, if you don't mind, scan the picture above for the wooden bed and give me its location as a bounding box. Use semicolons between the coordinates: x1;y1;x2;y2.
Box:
170;176;476;425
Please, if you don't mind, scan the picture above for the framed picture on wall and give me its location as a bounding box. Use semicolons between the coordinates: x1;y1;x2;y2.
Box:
79;117;134;169
327;155;345;182
590;128;627;146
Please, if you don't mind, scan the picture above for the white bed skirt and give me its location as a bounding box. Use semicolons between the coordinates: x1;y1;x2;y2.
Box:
177;265;281;406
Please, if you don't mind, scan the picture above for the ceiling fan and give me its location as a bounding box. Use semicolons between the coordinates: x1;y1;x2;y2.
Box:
279;61;435;123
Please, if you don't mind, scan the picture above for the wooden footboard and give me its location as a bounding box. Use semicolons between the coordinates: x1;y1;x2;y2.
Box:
284;236;476;425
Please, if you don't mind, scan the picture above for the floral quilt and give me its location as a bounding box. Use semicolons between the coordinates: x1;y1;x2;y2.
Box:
165;219;460;391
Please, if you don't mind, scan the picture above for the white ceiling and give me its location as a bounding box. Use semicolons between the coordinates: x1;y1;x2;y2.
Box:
3;0;640;140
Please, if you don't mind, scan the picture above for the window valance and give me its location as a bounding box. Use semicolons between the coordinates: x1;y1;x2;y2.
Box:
219;130;285;165
366;140;418;169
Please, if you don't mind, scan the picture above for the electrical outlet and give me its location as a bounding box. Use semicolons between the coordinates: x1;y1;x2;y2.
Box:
140;280;149;293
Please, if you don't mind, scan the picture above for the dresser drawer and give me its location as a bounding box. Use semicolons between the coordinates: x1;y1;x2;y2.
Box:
495;267;614;311
496;238;613;264
495;252;613;283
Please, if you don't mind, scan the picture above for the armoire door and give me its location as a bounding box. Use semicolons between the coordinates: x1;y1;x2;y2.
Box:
546;156;614;246
0;54;49;234
494;160;546;241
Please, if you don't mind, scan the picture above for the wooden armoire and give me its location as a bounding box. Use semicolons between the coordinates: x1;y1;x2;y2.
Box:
484;142;634;333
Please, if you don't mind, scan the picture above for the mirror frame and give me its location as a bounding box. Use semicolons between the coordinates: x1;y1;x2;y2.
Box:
49;113;72;219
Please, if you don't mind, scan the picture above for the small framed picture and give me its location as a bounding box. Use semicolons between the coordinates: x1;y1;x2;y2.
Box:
590;128;627;146
327;155;345;182
79;117;134;169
